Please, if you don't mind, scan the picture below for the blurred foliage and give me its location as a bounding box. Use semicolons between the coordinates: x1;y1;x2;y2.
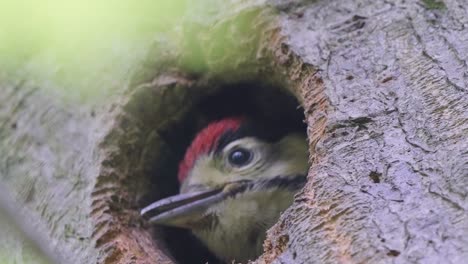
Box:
0;0;266;101
0;0;188;101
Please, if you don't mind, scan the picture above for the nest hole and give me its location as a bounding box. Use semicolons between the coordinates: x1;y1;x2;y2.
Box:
131;80;306;263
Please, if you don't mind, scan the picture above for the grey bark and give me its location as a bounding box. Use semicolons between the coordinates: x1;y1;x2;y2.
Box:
260;1;468;263
0;0;467;263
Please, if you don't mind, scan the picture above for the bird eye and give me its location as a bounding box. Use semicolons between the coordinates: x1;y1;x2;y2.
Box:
228;148;253;166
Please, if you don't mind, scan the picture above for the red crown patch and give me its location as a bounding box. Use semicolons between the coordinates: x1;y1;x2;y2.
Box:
178;117;243;183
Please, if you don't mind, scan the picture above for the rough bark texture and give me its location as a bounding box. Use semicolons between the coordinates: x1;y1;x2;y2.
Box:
0;0;467;263
260;0;468;263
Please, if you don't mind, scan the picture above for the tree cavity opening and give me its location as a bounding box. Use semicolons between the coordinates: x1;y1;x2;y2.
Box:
95;76;309;264
139;80;306;263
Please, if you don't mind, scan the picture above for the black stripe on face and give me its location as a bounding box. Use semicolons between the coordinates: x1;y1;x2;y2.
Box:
251;174;307;191
194;175;306;231
187;175;307;195
209;175;307;195
184;175;306;199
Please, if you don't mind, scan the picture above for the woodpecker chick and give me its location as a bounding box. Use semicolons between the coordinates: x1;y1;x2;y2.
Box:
141;117;308;262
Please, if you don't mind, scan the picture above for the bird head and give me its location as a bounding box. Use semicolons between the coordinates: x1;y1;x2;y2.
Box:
141;117;308;260
141;116;308;228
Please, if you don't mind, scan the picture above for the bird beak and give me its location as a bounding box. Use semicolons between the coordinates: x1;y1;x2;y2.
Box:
140;181;251;228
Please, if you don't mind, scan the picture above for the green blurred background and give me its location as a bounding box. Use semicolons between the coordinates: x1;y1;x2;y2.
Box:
0;1;189;263
0;0;188;101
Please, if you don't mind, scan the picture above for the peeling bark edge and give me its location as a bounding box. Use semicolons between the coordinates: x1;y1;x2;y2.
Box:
260;51;328;263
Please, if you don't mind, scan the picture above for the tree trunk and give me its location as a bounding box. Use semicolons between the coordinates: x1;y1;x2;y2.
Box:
0;0;466;263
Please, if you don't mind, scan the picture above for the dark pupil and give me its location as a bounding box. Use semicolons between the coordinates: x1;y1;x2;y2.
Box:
229;149;251;166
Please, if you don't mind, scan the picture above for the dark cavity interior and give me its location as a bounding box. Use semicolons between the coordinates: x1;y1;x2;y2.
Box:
139;82;306;264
